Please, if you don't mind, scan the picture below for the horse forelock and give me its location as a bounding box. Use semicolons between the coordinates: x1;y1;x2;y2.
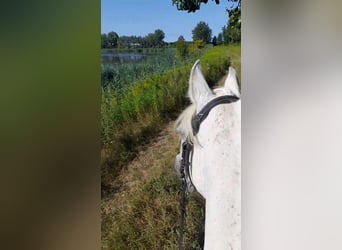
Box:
175;103;197;144
175;87;229;144
213;87;228;96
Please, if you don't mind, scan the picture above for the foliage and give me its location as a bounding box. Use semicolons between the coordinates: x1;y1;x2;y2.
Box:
192;21;212;43
101;62;192;144
101;29;166;49
193;39;206;49
172;0;241;44
108;31;119;48
222;4;241;44
176;36;189;59
144;29;165;48
101;48;200;90
172;0;239;13
212;35;217;46
101;64;116;89
101;65;191;194
101;34;108;48
217;32;223;45
101;46;207;191
172;0;220;12
101;32;119;48
200;46;231;86
187;40;206;57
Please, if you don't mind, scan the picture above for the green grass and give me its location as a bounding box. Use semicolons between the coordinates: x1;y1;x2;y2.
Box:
201;44;241;86
102;170;205;250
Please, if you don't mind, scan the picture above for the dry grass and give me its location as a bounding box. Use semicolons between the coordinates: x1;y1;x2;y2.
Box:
105;122;179;198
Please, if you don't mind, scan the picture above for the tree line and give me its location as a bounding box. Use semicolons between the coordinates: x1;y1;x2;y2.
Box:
102;19;239;50
101;29;165;49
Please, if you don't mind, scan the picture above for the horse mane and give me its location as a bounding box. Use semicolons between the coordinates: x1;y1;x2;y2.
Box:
175;103;197;143
175;88;227;144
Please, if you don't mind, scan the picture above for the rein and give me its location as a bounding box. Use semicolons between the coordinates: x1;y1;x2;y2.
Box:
178;142;193;250
178;94;240;250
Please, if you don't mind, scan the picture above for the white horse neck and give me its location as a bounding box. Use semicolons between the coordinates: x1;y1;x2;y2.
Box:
192;98;241;250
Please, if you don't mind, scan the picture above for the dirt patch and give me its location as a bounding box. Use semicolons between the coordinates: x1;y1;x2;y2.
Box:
102;121;180;212
118;121;179;191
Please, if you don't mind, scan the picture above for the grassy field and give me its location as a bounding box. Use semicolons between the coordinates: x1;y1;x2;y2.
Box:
101;45;241;249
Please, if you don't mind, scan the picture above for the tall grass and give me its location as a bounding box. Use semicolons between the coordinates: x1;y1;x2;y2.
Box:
201;44;241;86
101;65;191;194
101;48;203;89
102;169;205;250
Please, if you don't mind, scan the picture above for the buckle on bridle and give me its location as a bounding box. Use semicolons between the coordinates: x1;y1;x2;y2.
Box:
181;141;195;193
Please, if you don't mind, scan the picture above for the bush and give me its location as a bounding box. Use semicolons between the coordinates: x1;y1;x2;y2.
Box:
176;39;189;59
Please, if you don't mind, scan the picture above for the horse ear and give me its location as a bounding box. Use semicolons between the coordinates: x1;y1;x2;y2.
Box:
224;67;241;98
188;60;212;105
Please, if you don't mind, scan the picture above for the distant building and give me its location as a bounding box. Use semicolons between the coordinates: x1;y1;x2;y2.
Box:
129;42;141;47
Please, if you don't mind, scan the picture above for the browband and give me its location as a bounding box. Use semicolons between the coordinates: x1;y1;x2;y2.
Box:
191;95;240;136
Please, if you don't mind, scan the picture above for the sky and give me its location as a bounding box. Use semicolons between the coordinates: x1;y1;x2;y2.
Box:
101;0;231;42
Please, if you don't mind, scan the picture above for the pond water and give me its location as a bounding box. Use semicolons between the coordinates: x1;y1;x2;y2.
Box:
101;52;146;65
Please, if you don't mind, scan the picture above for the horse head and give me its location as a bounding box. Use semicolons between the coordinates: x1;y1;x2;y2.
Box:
175;60;241;250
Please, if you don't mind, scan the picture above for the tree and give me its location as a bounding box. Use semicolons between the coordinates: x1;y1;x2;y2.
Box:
192;21;212;43
212;36;217;46
176;35;188;58
172;0;240;14
217;32;223;45
107;31;119;48
144;29;165;47
172;0;220;13
222;7;240;44
222;25;228;44
178;35;185;42
222;5;241;43
102;29;165;49
101;34;108;48
153;29;165;47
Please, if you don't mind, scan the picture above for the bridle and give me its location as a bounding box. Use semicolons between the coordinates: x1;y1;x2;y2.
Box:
177;94;240;250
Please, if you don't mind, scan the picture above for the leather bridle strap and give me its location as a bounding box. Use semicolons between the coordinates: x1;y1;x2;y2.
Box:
191;95;240;136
